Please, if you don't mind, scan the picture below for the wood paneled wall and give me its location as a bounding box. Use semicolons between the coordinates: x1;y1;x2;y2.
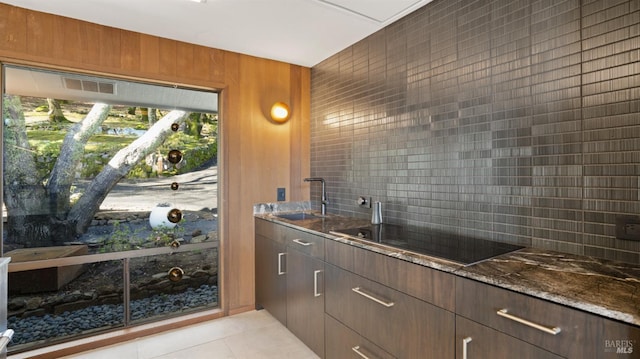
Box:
0;3;310;314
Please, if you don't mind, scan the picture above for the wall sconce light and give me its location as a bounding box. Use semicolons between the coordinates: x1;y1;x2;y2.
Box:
270;102;290;123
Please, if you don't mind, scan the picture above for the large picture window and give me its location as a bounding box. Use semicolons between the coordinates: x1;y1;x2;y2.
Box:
2;64;220;353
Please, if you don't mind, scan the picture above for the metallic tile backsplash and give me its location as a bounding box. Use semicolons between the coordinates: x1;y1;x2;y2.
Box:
310;0;640;264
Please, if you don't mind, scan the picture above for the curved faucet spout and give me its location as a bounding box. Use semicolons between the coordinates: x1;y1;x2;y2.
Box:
304;177;328;215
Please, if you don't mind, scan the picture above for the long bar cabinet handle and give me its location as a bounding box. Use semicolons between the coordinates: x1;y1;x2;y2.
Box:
352;287;394;307
277;252;286;275
292;239;312;246
313;270;322;297
497;308;561;335
462;337;472;359
352;345;370;359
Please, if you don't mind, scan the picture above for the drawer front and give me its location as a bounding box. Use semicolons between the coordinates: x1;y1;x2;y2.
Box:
255;218;284;245
456;316;563;359
326;239;455;310
325;237;355;269
282;226;324;259
326;264;455;358
456;277;597;358
325;314;395;359
600;317;640;358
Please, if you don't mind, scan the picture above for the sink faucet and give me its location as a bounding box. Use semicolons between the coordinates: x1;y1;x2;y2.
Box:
304;177;328;215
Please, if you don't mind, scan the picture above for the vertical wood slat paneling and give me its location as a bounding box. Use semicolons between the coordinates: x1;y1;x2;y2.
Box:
139;33;161;77
232;55;295;308
219;50;240;315
191;45;210;82
120;32;141;72
0;6;27;53
290;66;312;200
0;3;311;315
50;15;68;62
98;26;122;69
26;10;54;57
209;48;227;84
60;17;83;63
80;22;100;64
158;38;177;77
176;42;193;80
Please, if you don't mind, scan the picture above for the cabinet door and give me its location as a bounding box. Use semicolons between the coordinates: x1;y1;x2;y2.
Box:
326;264;455;358
287;248;325;358
456;316;562;359
325;314;395;359
255;233;287;325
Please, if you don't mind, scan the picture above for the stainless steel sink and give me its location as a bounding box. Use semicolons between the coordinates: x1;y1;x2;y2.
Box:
275;212;321;221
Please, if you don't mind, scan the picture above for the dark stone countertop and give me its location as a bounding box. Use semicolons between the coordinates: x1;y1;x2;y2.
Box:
458;248;640;326
253;203;640;326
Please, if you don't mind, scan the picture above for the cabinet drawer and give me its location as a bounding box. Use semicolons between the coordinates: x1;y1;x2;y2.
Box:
255;218;284;245
600;316;640;358
456;277;598;358
326;239;454;310
326;264;454;358
456;316;562;359
325;314;395;359
282;226;324;259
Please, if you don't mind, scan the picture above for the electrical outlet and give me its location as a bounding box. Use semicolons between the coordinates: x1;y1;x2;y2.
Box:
277;188;286;201
616;215;640;241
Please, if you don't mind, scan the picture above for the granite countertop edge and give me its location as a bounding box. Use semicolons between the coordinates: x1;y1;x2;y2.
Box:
455;266;638;326
254;204;640;327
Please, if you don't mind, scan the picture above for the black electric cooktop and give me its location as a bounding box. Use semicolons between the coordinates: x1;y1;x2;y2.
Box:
331;224;523;266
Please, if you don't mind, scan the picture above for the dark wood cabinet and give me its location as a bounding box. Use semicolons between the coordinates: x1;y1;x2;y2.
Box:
257;217;640;359
286;246;325;358
282;225;325;259
455;316;562;359
255;218;326;358
456;276;592;358
254;219;287;325
325;238;457;358
325;263;455;358
325;314;394;359
600;317;640;358
456;276;640;359
326;239;455;311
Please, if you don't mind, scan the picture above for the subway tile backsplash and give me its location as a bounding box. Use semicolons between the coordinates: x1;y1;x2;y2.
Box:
310;0;640;264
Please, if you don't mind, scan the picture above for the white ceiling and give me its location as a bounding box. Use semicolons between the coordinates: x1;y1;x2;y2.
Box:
2;0;433;67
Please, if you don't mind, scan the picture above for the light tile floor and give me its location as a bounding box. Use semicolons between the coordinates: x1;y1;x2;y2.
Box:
60;310;319;359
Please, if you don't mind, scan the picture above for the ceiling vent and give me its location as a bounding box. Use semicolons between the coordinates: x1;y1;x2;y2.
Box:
63;77;115;95
4;65;217;113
